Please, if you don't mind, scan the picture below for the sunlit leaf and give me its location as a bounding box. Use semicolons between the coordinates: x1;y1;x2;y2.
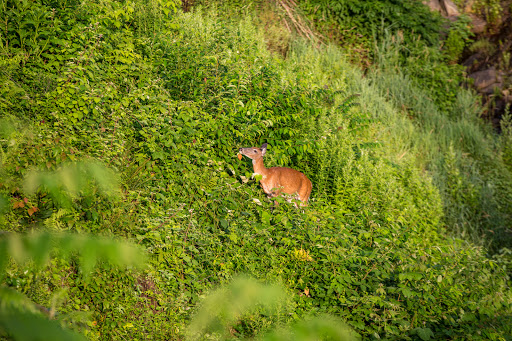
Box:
187;276;286;339
2;231;146;275
262;315;359;341
0;305;86;341
24;162;120;209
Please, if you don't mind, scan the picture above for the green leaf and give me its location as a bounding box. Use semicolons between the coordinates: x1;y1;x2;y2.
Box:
3;231;146;278
0;194;8;215
187;277;287;339
0;292;86;341
0;240;7;282
415;327;434;341
261;211;271;225
262;315;358;341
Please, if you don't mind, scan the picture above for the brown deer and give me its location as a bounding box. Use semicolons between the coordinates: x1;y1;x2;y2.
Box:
238;143;312;206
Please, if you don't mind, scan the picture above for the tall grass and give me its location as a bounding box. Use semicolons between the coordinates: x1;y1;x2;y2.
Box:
278;37;512;253
363;36;512;252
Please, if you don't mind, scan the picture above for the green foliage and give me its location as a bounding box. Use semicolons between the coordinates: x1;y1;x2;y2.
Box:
473;0;503;27
1;2;511;341
1;231;146;277
187;277;358;341
374;31;466;113
23;162;120;210
299;0;443;46
0;159;146;340
443;15;473;63
469;38;496;56
0;231;146;340
364;34;512;253
186;276;287;340
0;287;86;341
501;107;512;173
262;315;356;341
296;0;474;115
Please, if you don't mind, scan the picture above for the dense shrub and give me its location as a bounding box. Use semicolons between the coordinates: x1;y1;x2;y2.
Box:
299;0;443;46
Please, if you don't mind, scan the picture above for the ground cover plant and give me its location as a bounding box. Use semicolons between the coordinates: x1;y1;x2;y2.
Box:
1;0;511;340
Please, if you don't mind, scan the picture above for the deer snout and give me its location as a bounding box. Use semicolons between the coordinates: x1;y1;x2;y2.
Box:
239;148;243;153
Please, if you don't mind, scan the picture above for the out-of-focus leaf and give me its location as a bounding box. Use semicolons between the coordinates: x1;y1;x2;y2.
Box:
23;162;121;209
0;287;86;340
0;239;7;282
262;315;359;341
1;231;146;276
187;276;286;340
0;305;86;341
0;118;15;138
0;194;8;215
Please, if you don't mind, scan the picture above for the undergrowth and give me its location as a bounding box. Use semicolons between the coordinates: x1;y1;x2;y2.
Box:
0;1;511;340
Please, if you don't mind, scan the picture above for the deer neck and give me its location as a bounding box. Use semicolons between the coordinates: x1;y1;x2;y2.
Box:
252;157;268;177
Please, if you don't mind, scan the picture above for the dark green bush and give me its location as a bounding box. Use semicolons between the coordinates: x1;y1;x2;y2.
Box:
299;0;443;46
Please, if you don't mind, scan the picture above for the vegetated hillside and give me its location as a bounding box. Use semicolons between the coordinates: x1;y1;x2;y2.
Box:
0;1;511;340
198;0;512;254
279;0;512;253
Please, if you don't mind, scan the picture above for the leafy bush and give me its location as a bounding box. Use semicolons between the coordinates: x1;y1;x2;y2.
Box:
187;276;357;340
299;0;443;46
443;15;473;63
502;109;512;172
374;31;466;116
296;0;473;114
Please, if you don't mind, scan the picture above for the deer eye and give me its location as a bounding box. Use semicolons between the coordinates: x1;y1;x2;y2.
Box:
253;149;257;153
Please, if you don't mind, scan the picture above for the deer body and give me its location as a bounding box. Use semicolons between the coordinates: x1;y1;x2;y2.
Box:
239;143;312;206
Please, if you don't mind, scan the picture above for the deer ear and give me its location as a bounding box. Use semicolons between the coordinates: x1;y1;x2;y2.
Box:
261;143;268;155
